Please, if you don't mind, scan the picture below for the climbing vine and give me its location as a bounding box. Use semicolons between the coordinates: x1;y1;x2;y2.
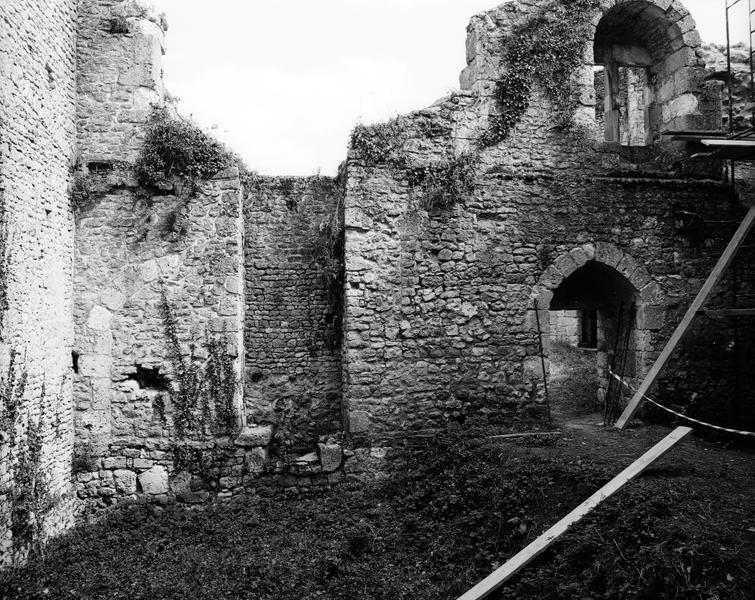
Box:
11;418;54;557
481;0;600;146
0;349;28;446
0;195;10;334
312;174;346;348
160;293;239;438
0;360;58;558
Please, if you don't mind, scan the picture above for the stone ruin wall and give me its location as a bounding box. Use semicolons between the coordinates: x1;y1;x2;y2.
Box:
69;1;348;509
342;0;755;443
0;0;78;564
243;176;343;454
72;168;246;507
2;0;755;565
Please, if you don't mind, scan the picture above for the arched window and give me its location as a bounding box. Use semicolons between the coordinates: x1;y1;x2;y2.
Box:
593;1;710;147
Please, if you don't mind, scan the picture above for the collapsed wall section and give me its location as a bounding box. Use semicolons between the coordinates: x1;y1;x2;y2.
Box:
243;176;344;453
0;0;78;564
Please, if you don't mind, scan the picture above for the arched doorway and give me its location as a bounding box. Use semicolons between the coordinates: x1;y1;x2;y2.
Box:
549;262;637;421
531;244;664;423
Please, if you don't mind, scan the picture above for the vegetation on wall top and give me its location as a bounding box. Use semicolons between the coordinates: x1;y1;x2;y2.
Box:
482;0;599;147
350;121;477;212
349;120;407;164
136;106;235;189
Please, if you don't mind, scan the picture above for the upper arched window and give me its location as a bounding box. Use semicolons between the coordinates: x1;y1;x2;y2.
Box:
593;1;709;147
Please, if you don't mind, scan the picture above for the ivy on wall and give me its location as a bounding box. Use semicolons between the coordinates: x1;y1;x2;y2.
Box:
137;106;233;186
11;418;55;557
481;0;600;147
0;196;10;334
1;356;58;559
0;349;27;446
312;173;346;348
160;293;239;439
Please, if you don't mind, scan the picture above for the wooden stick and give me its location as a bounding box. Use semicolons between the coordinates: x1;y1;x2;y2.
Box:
533;299;552;428
485;431;561;440
456;426;693;600
616;206;755;429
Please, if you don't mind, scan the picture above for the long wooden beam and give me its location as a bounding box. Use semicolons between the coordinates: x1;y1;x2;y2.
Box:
455;427;693;600
615;206;755;429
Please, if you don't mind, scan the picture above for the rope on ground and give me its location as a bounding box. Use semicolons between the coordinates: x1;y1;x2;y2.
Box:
608;369;755;438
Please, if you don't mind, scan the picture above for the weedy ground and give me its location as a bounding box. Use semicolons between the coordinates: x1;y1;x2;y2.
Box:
1;420;753;599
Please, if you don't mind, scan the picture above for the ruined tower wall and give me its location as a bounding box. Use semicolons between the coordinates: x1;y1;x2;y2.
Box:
76;0;165;164
71;1;249;506
69;1;347;507
243;176;343;452
0;0;78;563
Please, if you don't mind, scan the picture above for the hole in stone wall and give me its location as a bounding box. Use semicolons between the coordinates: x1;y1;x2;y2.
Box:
72;351;80;374
106;17;131;35
87;161;115;174
127;364;170;391
249;370;264;383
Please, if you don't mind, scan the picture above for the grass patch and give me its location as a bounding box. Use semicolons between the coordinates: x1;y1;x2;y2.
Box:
1;426;753;599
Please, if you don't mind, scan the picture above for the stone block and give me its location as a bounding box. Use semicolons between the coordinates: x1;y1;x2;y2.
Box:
138;465;169;495
79;354;111;378
103;457;128;470
100;290;126;312
90;378;111;410
234;425;273;447
637;305;666;331
245;447;268;473
133;458;153;470
349;410;371;433
113;469;137;494
86;305;112;331
317;443;342;473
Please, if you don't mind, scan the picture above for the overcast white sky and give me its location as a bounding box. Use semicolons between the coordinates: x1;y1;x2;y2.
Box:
151;0;748;176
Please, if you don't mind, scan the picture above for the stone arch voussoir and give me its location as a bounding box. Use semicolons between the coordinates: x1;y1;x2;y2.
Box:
531;242;665;334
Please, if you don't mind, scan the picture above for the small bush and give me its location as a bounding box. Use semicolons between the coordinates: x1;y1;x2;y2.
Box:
106;17;130;35
349;120;406;164
407;154;477;211
136;106;234;189
69;172;99;217
71;442;98;474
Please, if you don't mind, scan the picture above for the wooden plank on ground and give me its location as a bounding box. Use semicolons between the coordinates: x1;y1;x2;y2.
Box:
615;206;755;429
456;426;693;600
